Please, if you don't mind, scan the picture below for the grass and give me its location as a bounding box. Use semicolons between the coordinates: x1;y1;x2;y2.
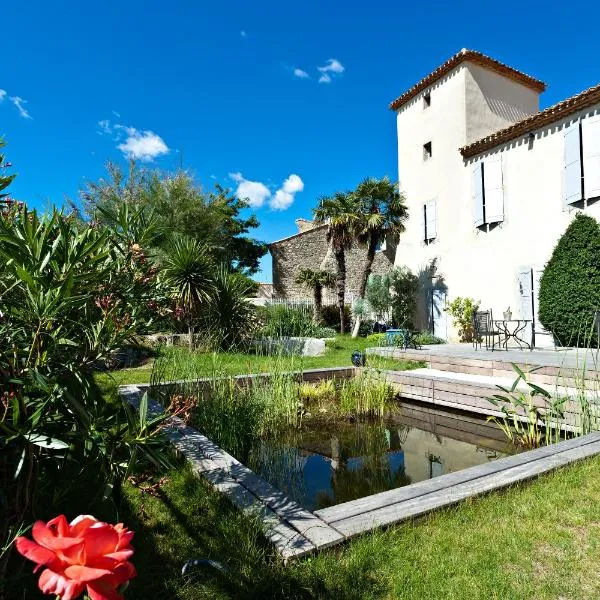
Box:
94;335;424;388
81;335;600;599
113;455;600;600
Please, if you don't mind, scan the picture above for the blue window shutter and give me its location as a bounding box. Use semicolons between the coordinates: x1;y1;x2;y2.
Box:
472;162;484;227
582;114;600;200
564;120;582;206
483;155;504;224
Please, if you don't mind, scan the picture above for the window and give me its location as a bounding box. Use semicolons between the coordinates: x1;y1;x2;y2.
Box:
423;199;437;244
472;156;505;229
565;115;600;207
423;92;431;108
423;141;432;161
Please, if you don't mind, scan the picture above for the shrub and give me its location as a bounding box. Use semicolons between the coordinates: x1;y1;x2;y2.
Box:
446;297;480;342
313;326;338;338
366;333;385;345
365;274;392;321
321;304;351;331
414;331;446;345
539;213;600;347
389;266;418;328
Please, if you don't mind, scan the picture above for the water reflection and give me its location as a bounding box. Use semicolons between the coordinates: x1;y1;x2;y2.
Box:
247;402;515;511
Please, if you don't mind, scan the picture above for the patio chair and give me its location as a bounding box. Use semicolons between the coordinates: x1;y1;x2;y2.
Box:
472;310;503;351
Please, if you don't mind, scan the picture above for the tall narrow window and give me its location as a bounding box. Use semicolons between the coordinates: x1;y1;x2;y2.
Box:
472;157;505;229
423;92;431;108
423;199;437;244
423;141;432;161
563;120;583;206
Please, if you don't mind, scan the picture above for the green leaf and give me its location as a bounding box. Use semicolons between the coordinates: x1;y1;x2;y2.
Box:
139;392;149;430
25;434;69;450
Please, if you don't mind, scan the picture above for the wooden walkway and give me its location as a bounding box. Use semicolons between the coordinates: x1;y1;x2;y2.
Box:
120;380;600;560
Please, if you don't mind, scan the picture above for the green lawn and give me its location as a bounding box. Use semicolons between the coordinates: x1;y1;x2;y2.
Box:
94;335;423;388
83;336;600;599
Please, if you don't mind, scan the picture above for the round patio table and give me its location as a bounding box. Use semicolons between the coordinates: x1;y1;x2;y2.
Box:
493;319;532;350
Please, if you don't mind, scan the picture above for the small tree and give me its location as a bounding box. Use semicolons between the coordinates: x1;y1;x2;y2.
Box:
389;266;419;328
295;268;335;324
365;274;392;322
446;297;480;342
162;236;215;349
539;213;600;346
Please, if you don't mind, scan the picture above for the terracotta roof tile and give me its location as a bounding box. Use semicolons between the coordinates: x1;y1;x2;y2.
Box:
389;49;546;111
460;82;600;158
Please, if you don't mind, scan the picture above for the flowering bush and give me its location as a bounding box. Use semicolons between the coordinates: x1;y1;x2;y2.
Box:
15;515;135;600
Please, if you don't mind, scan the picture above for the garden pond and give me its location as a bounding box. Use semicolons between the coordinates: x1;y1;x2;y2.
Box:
245;401;516;510
157;369;521;512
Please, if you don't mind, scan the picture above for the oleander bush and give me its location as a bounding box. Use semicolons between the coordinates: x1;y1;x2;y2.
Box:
539;213;600;347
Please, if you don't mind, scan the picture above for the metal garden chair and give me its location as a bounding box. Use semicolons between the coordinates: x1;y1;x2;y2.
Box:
472;310;503;351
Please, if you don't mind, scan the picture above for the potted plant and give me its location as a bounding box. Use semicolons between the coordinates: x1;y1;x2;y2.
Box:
503;307;512;320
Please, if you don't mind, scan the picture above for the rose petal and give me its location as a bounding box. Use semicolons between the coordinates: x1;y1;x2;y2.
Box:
32;521;82;551
47;515;70;537
81;524;119;560
104;550;133;562
38;568;85;600
15;537;57;567
110;561;137;586
64;564;113;583
86;579;123;600
70;515;99;536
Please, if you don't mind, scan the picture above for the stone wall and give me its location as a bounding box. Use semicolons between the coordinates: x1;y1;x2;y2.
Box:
269;225;396;300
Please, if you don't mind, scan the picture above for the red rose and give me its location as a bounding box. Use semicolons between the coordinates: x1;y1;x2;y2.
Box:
15;514;136;600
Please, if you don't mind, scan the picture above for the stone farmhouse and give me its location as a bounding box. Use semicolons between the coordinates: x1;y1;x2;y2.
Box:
269;219;396;302
271;48;600;343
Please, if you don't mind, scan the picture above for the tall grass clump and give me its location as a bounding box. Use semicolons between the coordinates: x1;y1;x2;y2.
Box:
488;357;600;449
339;371;396;418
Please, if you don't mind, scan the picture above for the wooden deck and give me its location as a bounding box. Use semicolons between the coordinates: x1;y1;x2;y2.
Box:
120;374;600;560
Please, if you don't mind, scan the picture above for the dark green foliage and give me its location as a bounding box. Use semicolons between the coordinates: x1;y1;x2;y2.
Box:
539;213;600;346
0;138;16;198
82;162;267;274
256;304;319;338
321;304;351;330
389;267;419;328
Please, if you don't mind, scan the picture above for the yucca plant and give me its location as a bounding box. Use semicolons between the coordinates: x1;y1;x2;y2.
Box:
162;235;216;350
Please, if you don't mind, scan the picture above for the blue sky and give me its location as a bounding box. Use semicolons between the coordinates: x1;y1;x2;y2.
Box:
3;0;600;281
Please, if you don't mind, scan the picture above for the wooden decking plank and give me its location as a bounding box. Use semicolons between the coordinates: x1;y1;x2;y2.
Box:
202;468;315;558
315;432;600;523
330;439;600;537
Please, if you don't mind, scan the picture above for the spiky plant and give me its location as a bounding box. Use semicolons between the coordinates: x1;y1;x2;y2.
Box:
162;236;215;349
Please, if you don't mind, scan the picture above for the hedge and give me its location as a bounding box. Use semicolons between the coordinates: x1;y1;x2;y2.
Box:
538;212;600;347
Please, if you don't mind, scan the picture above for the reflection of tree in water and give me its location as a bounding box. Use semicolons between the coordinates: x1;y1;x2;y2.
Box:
315;422;412;509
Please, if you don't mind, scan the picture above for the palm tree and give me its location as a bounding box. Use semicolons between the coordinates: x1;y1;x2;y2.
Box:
162;236;215;350
295;268;335;324
351;177;408;337
313;192;359;334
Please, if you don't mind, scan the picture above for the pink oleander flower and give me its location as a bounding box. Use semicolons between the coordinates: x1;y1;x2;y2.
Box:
15;515;136;600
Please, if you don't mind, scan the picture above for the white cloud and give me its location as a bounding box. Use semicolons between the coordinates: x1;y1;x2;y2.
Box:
112;110;121;118
117;127;169;162
9;96;32;119
318;58;345;74
270;174;304;210
240;30;247;37
98;119;112;135
97;119;169;162
0;90;6;102
318;74;332;84
229;172;304;210
229;172;271;208
294;68;310;79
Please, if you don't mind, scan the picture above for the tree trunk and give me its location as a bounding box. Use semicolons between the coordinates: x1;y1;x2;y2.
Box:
334;248;347;334
352;235;379;338
188;323;194;351
313;283;323;324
